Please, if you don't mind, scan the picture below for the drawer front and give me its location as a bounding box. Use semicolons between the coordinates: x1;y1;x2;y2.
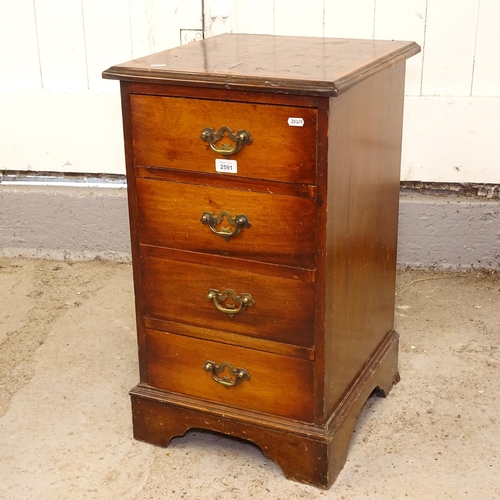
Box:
131;95;317;184
141;256;315;348
136;178;316;270
145;329;314;421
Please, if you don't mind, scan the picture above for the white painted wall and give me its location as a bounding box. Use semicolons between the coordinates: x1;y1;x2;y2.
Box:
0;0;499;183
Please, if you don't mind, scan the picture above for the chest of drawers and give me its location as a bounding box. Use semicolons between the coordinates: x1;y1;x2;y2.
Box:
103;34;420;488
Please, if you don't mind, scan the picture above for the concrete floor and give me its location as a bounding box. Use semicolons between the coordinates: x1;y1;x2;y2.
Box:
0;257;499;499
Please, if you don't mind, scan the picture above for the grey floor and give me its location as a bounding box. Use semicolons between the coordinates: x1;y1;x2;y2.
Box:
0;257;499;499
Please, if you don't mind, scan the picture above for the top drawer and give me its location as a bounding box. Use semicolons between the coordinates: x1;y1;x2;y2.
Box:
130;95;317;184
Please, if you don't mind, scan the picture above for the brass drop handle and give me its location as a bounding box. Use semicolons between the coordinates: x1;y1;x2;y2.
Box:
200;126;253;156
206;288;255;317
200;210;251;241
203;360;250;388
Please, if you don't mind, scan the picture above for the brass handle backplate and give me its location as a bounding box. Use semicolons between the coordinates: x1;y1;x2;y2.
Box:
206;288;255;317
203;360;251;388
200;210;251;241
200;126;252;156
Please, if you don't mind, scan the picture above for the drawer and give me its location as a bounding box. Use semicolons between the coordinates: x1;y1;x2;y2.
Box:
136;178;316;269
131;95;317;184
141;256;315;348
145;329;314;421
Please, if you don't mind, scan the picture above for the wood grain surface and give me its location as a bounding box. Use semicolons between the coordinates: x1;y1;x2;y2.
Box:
141;255;315;348
144;329;314;421
322;62;406;417
104;33;420;96
131;94;317;184
135;177;317;269
113;33;419;488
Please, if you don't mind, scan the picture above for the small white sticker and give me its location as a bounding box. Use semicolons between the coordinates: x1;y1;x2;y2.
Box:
215;158;237;173
288;117;304;127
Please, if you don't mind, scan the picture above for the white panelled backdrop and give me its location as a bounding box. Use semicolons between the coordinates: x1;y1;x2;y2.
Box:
0;0;499;182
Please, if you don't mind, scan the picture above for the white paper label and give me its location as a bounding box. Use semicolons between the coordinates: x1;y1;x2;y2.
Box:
288;117;304;127
215;158;237;173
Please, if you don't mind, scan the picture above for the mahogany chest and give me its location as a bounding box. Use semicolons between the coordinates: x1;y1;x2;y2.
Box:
103;33;420;488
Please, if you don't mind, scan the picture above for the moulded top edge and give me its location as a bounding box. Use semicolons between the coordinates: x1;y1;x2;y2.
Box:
102;33;421;97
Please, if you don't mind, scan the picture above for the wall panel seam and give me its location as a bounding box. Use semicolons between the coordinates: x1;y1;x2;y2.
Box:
128;0;134;59
372;0;377;40
470;0;482;96
81;0;90;89
32;0;44;89
419;0;429;95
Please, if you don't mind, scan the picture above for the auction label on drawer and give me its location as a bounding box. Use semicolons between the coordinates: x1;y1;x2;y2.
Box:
288;117;304;127
215;159;237;173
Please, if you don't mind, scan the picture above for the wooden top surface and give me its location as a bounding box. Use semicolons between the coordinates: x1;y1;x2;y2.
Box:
103;33;420;96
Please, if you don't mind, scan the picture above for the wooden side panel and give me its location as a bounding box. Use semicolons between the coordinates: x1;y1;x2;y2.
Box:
120;82;148;382
135;178;317;269
141;256;316;348
323;62;406;416
144;329;314;421
311;99;330;421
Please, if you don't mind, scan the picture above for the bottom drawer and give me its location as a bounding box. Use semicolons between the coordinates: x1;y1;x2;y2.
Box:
145;329;314;422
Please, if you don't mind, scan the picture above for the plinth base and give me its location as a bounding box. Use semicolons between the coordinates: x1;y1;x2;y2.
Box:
130;331;399;489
